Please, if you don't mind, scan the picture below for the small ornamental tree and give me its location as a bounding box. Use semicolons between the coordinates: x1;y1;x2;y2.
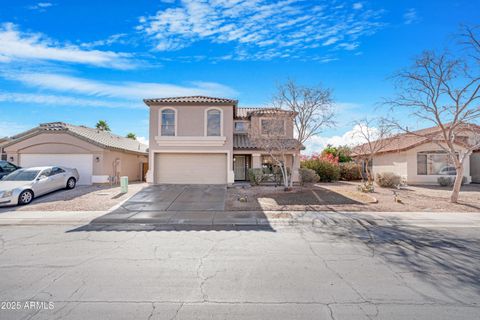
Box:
248;114;300;190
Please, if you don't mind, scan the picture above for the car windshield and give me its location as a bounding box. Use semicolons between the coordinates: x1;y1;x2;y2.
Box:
2;170;40;181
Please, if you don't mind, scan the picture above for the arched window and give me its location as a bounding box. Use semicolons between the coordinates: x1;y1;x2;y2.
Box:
207;109;221;136
161;109;176;136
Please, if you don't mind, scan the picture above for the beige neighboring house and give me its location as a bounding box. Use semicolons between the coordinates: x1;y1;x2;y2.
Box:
144;96;302;185
354;125;480;184
3;122;148;185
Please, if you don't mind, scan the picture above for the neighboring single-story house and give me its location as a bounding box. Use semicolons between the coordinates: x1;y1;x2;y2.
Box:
2;122;148;185
353;125;480;184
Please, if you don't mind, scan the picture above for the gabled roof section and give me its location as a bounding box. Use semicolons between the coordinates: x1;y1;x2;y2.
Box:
352;123;480;156
4;122;148;155
235;107;296;119
143;96;238;106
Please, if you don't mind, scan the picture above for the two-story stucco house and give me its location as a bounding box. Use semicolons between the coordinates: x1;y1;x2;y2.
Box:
144;96;302;185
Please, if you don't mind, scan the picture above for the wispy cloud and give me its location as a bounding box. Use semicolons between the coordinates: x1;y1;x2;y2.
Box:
28;2;54;11
0;121;30;138
3;72;237;101
303;124;378;154
0;92;142;109
0;23;135;69
137;0;384;61
403;8;419;25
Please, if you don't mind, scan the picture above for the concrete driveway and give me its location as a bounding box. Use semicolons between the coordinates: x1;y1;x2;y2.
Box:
91;184;242;226
121;184;227;212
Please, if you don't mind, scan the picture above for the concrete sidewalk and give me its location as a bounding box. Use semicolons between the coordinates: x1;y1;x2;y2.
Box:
1;209;480;227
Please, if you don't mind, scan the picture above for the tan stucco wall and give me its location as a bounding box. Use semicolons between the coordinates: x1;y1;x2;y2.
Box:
372;152;408;179
371;142;472;185
102;150;148;182
4;132;147;181
148;104;235;184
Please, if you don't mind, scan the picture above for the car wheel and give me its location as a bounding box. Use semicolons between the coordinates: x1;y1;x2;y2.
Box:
66;177;76;189
18;190;34;205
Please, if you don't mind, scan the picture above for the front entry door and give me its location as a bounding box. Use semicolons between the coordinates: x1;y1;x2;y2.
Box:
234;156;246;180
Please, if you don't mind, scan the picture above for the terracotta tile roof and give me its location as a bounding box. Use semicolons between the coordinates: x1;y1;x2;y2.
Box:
353;124;480;155
5;122;148;155
144;96;238;106
233;134;303;150
235;107;296;119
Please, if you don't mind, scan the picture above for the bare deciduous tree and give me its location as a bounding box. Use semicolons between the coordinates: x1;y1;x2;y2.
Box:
248;114;301;190
352;118;395;183
387;26;480;203
273;79;335;144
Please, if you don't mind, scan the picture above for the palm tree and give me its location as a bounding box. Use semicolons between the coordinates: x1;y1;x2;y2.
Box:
126;132;137;140
95;120;110;131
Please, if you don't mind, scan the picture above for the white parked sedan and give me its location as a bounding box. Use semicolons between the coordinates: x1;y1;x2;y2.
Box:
0;166;79;206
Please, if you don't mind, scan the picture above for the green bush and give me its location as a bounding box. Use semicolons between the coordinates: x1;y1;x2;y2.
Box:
248;168;264;186
339;162;362;181
302;159;340;182
437;176;468;187
376;172;401;188
299;168;320;185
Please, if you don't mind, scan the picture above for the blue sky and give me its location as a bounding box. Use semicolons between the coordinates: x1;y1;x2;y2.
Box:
0;0;478;151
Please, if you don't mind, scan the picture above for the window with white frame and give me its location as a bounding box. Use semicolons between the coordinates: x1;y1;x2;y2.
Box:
261;119;285;135
161;109;175;136
417;151;456;175
207;109;221;136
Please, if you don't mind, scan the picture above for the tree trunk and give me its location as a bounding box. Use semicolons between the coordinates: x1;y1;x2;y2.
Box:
365;159;372;183
450;163;464;203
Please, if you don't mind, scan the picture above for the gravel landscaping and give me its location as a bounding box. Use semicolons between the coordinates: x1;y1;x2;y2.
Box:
227;182;480;212
0;182;147;212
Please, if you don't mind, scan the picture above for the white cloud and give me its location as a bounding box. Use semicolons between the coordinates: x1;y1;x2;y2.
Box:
0;23;135;69
0;92;142;109
303;124;379;155
3;72;237;101
138;0;384;60
353;3;363;10
403;8;419;25
28;2;53;11
136;136;149;145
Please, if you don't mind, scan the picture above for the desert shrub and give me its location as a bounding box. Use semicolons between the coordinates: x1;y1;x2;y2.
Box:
302;158;340;182
299;168;320;185
248;168;264;186
437;176;468;187
375;172;401;188
339;162;362;181
357;181;375;193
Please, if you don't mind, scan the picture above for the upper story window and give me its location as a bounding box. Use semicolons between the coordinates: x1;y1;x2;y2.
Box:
261;119;285;135
234;122;248;133
207;109;222;136
161;109;176;136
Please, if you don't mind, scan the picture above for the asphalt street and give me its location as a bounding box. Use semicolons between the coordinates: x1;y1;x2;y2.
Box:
0;215;479;319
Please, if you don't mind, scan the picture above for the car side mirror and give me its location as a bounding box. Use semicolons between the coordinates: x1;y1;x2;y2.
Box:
37;175;48;181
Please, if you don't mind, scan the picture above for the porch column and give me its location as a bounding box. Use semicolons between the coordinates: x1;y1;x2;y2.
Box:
292;153;300;183
252;153;262;168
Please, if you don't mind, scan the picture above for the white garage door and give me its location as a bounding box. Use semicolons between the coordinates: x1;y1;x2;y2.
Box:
20;154;93;185
155;153;227;184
